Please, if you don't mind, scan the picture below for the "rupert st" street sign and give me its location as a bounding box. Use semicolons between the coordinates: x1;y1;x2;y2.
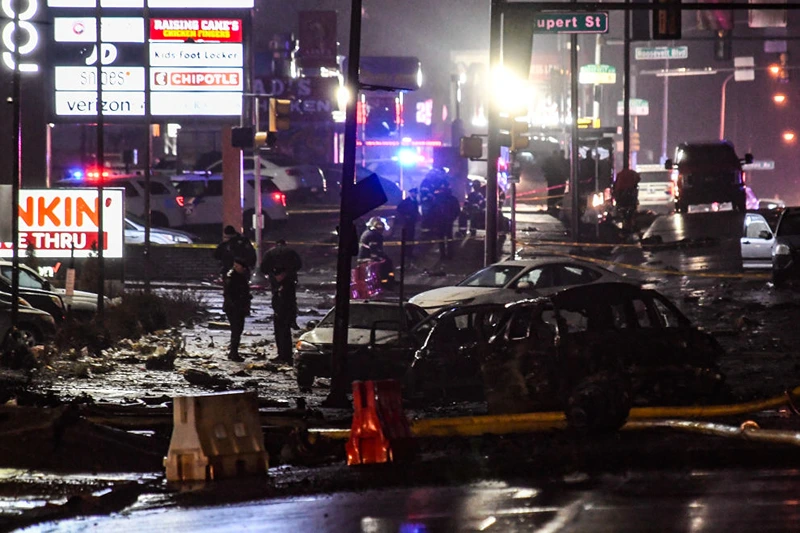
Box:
533;13;609;34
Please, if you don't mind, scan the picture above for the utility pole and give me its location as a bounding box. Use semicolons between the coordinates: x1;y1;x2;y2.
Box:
10;0;21;329
569;1;579;241
485;0;502;265
325;0;363;407
95;2;106;322
622;0;631;170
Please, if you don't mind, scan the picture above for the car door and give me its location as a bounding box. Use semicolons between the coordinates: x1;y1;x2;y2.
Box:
740;213;774;269
550;263;602;290
508;266;555;297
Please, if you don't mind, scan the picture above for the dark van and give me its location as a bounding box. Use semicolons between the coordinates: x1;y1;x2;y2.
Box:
665;141;753;213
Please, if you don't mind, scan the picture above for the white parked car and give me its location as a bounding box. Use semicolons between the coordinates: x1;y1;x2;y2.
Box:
0;260;106;317
409;258;630;311
54;174;185;228
123;215;198;244
202;154;326;197
171;174;288;232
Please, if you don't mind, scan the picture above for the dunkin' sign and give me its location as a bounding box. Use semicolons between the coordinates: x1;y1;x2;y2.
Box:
0;189;124;258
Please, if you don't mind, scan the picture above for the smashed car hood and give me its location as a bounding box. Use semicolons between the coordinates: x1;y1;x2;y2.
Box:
300;327;400;347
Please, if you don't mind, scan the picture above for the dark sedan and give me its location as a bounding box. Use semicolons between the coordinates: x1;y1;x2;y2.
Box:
0;292;57;348
0;273;66;322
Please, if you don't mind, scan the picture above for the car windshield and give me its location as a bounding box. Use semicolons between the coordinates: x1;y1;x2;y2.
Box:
318;304;410;329
777;212;800;237
457;265;525;288
246;179;281;193
678;145;740;166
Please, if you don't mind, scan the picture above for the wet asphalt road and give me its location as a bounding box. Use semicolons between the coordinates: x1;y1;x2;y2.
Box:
25;468;800;532
11;206;800;531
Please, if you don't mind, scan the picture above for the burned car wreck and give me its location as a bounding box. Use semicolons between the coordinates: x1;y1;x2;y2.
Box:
407;283;726;430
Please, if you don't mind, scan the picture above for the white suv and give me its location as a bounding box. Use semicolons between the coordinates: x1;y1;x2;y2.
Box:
203;154;326;198
53;174;185;228
171;174;288;232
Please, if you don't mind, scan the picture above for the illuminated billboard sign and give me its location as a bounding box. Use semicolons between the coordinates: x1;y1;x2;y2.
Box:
151;68;242;90
150;92;241;115
149;43;243;67
0;189;125;259
150;19;242;42
54;17;145;43
51;15;245;118
55;91;146;115
55;66;145;91
2;0;41;72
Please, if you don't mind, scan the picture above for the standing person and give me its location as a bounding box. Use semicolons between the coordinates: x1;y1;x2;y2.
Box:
213;225;256;277
223;257;251;362
543;150;568;215
261;239;303;363
395;189;420;258
432;184;461;260
461;180;486;237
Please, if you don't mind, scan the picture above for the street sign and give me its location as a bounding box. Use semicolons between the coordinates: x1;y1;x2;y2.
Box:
743;160;775;171
579;64;616;84
532;13;608;34
635;46;688;61
617;98;649;116
577;117;601;129
734;56;755;82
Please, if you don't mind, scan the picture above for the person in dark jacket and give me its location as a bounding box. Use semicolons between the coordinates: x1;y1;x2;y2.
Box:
261;239;303;363
213;225;256;276
458;180;486;237
432;185;461;260
223;257;251;362
395;188;420;257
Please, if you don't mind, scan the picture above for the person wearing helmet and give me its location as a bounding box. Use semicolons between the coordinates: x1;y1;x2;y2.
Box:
359;216;388;260
359;216;395;287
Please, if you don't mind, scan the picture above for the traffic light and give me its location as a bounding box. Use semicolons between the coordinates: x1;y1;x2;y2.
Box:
779;52;790;83
714;31;732;61
254;131;277;148
511;120;529;151
631;132;641;152
231;126;254;149
269;98;291;132
652;0;681;40
459;135;483;160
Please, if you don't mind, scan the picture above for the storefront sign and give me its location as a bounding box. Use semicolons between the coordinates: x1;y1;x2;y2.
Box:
55;66;145;91
0;189;124;259
55;91;145;115
149;42;243;67
54;17;144;43
151;68;242;90
150;92;241;115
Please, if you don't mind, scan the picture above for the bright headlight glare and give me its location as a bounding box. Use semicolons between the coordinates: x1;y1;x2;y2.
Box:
774;244;791;256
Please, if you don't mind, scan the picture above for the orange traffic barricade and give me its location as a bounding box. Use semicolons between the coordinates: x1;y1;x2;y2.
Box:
346;380;415;465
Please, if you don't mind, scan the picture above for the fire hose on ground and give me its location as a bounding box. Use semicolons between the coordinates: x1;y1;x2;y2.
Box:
308;385;800;445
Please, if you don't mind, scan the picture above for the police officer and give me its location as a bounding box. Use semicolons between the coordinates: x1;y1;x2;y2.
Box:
432;184;461;260
223;257;251;362
395;188;420;257
261;239;303;363
213;225;256;277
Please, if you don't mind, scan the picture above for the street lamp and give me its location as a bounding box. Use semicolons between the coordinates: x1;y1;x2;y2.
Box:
719;72;735;140
773;93;787;105
783;131;796;143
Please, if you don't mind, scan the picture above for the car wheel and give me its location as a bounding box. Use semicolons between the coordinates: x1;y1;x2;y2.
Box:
565;372;631;433
151;211;170;228
14;326;39;349
296;366;315;390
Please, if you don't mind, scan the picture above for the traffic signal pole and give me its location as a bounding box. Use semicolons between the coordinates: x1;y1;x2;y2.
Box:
325;0;363;407
485;0;502;266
